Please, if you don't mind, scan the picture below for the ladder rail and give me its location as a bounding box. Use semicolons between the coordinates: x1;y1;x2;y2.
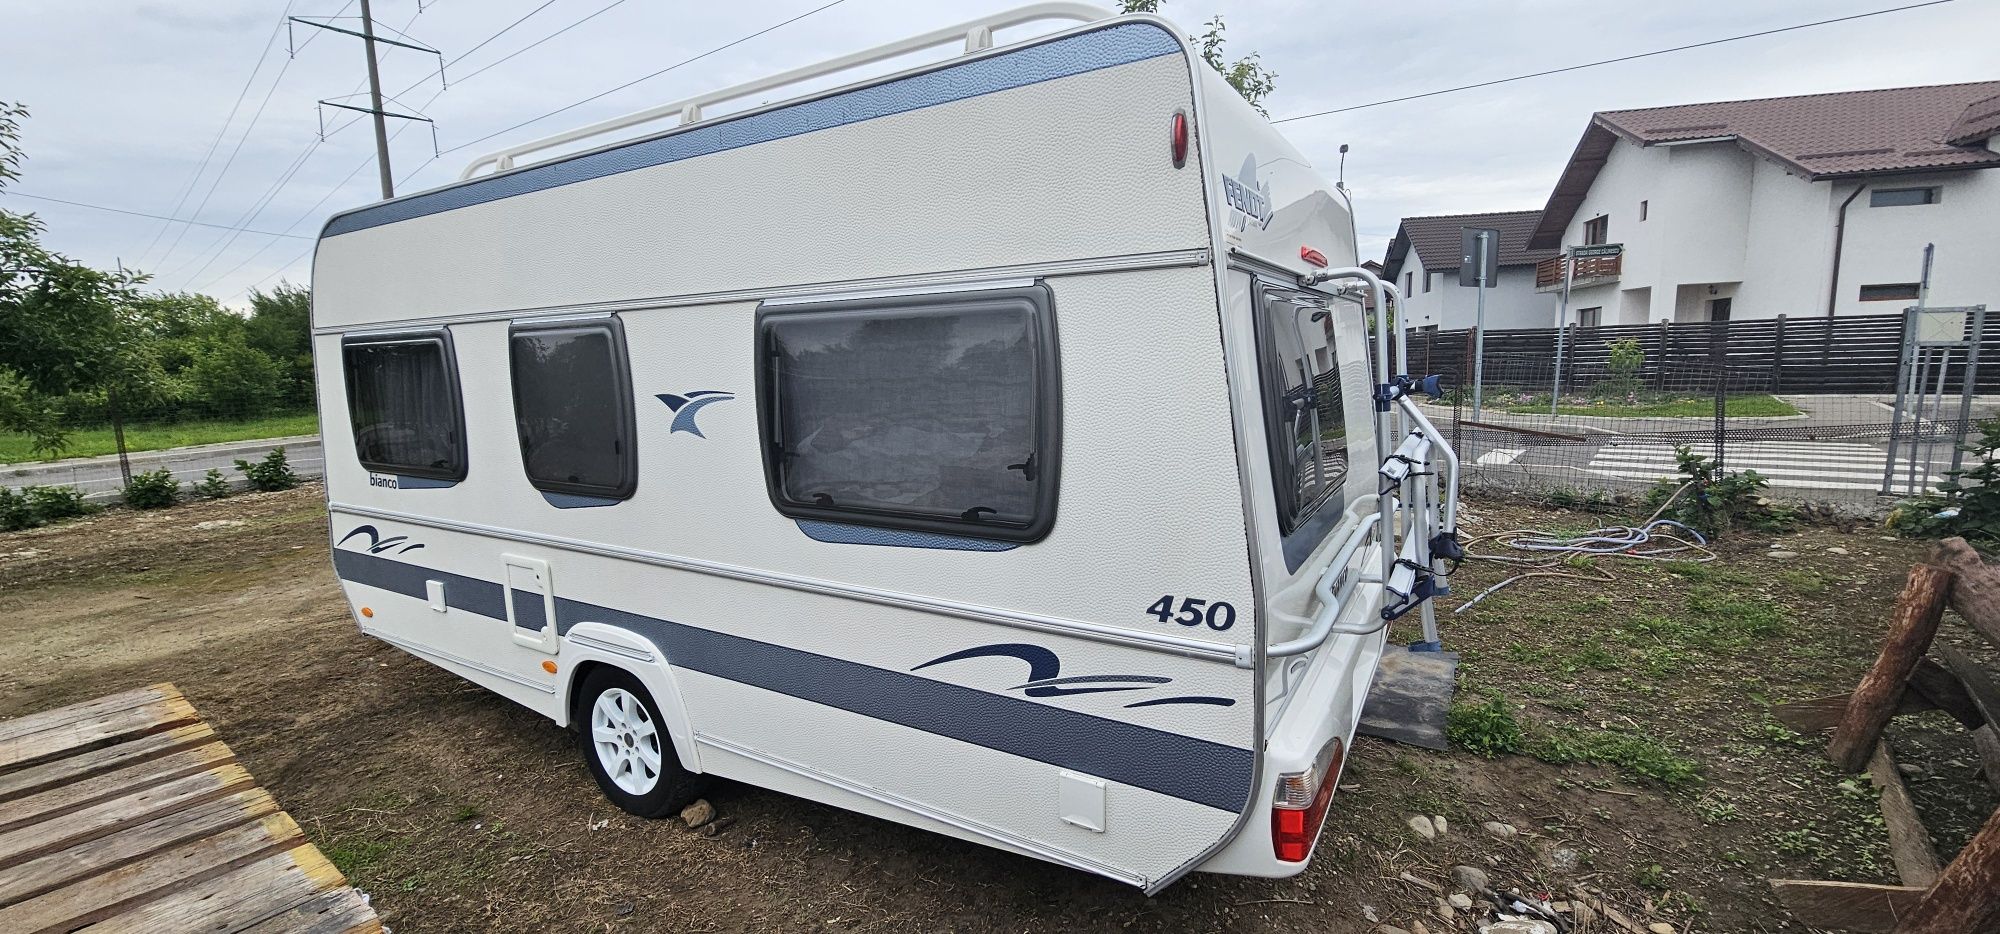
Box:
459;2;1112;180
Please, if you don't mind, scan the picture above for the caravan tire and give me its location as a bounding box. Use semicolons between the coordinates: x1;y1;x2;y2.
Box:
576;667;706;818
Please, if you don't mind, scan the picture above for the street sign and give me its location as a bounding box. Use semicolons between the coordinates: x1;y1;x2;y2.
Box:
1571;243;1622;259
1458;227;1499;288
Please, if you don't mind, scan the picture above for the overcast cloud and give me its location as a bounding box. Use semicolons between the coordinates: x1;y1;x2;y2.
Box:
4;0;1994;305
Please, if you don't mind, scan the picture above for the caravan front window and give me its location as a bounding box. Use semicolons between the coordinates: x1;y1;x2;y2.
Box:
342;333;466;481
756;285;1059;543
509;319;637;500
1255;286;1347;536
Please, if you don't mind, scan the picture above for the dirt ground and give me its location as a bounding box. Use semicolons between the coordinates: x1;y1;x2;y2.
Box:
2;486;1995;933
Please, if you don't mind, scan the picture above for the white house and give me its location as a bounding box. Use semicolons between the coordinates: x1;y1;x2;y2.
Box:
1379;211;1558;331
1527;81;2000;325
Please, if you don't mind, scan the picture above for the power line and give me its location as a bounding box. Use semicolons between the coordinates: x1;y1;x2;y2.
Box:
441;0;849;157
1270;0;1956;124
7;192;314;239
135;0;300;268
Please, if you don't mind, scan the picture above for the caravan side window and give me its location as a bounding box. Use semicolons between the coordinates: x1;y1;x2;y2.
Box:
756;284;1059;543
1255;286;1347;536
342;332;467;481
509;319;637;500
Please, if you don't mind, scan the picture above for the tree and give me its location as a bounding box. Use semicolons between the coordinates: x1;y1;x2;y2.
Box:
1118;1;1277;113
245;282;314;405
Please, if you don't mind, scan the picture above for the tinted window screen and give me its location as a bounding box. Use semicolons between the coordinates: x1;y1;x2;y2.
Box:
767;303;1046;533
344;338;464;479
511;325;634;498
1258;290;1346;533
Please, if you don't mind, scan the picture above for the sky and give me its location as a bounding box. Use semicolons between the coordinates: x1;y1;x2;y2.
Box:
4;0;1995;307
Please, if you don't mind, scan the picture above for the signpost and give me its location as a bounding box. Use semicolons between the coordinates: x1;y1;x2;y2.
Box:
1460;227;1498;417
1550;243;1621;415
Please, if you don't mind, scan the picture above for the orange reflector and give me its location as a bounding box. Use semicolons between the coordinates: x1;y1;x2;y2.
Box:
541;660;558;674
360;607;374;618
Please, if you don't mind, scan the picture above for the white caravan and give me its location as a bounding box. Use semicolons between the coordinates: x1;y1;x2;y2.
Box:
310;3;1459;892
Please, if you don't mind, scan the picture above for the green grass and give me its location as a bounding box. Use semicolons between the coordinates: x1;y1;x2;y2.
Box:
0;411;318;465
1497;394;1800;419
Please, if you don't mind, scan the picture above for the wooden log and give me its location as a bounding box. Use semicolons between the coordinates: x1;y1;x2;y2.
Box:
1769;879;1927;933
1870;743;1941;887
1935;645;2000;796
1909;657;1987;729
1776;691;1936;734
1977;726;2000;796
1896;805;2000;934
1831;564;1954;772
1931;538;2000;647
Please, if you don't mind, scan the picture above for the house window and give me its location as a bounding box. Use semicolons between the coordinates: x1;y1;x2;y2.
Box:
1423;272;1434;293
1577;307;1602;328
1583;215;1609;245
1639;200;1648;221
1255;285;1346;537
1870;187;1940;207
1404;272;1413;295
509;318;637;500
1860;283;1921;302
342;332;467;481
757;284;1059;542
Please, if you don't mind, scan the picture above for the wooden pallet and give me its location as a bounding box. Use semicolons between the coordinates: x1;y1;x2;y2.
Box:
0;683;380;934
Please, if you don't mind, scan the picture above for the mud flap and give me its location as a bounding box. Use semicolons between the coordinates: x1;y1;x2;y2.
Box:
1357;647;1460;751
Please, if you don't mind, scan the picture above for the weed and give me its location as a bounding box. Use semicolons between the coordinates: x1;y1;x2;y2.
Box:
451;804;482;823
0;484;95;532
1568;644;1623;672
1645;446;1783;536
194;467;232;499
1446;694;1525;757
1777;568;1828;595
1633;863;1668;890
1530;728;1701;787
1687;585;1788;639
1694;795;1739;825
322;836;401;876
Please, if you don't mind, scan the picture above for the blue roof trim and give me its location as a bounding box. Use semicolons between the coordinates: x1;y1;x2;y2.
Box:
322;21;1180;238
795;519;1018;552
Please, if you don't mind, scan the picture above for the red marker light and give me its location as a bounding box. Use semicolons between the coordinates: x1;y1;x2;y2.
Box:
1169;111;1188;168
1300;246;1328;268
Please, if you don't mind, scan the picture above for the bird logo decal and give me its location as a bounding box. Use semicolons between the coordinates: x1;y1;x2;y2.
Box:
913;643;1235;709
337;524;426;554
655;390;734;439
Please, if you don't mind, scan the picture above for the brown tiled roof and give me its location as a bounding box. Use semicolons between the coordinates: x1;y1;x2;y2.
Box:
1530;81;2000;250
1382;210;1555;280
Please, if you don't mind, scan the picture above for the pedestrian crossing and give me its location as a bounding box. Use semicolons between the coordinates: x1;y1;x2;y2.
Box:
1583;440;1939;492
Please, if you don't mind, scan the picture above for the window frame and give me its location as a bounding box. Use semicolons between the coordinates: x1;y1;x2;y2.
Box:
754;283;1062;544
1252;281;1347;539
341;330;469;482
1870;187;1940;208
507;316;639;501
1583;215;1609;245
1577;307;1603;328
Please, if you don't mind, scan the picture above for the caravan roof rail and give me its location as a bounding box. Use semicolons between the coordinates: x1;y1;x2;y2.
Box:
459;2;1113;180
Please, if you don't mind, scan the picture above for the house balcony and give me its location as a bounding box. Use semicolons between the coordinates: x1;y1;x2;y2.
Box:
1535;247;1623;293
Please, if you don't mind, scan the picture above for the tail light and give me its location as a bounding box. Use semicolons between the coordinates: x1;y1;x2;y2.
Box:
1271;737;1345;862
1169;111;1189;168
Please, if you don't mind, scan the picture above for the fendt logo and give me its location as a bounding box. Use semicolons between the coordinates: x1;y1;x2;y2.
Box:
1221;154;1273;231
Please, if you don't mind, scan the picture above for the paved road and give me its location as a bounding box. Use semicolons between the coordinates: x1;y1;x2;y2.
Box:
2;435;324;500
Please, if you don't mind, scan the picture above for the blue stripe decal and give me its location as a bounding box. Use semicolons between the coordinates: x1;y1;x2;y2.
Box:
332;549;1249;812
321;22;1180;237
510;588;548;631
794;520;1018;552
333;549;506;618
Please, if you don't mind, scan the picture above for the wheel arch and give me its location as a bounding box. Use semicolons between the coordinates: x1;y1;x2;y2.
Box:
558;625;702;774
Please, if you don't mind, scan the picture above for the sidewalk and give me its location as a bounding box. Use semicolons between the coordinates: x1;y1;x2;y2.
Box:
2;434;325;499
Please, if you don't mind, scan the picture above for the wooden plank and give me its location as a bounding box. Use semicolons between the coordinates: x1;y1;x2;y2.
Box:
1869;743;1941;887
1775;691;1936;733
235;887;382;934
0;697;201;775
75;845;357;934
1768;879;1927;933
1831;564;1954;772
0;763;254;871
1897;806;2000;933
0;788;279;908
0;811;302;934
0;687;174;746
0;724;219;805
0;741;237;835
1931;538;2000;648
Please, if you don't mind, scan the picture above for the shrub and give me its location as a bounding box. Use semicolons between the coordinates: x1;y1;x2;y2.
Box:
194;467;232;499
235;447;299;492
1644;445;1783;536
122;469;180;509
1593;338;1645;399
0;483;95;531
1889;420;2000;546
185;340;285;418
